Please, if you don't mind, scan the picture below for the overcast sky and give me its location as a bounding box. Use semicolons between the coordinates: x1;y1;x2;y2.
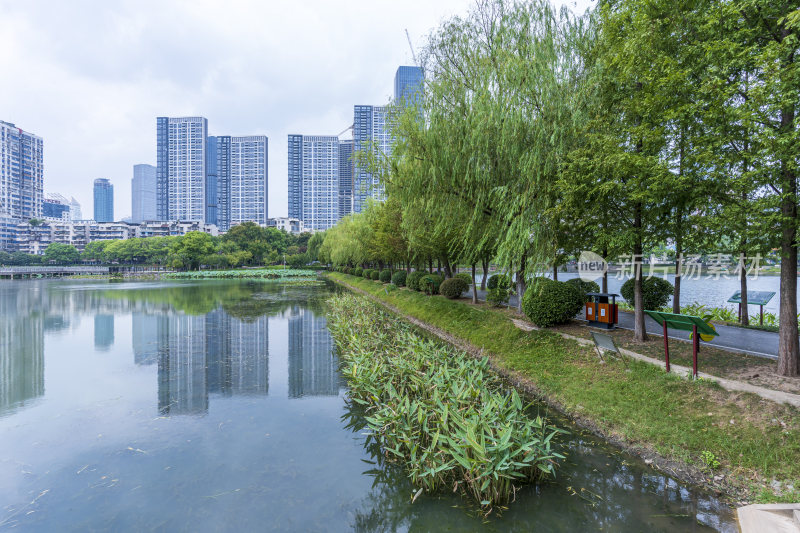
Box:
1;0;593;220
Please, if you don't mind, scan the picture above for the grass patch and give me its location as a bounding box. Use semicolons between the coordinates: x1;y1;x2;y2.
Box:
164;268;316;280
328;272;800;503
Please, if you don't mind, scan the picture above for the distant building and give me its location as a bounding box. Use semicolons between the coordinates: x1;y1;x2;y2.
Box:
353;105;392;213
0;121;44;250
93;178;114;222
287;135;340;231
230;136;268;227
131;164;156;222
131;220;218;238
43;197;70;221
69;197;82;221
338;140;354;219
206;136;229;228
266;217;305;235
157;117;208;222
394;65;424;105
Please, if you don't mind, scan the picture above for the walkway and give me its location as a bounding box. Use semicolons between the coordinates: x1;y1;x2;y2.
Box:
471;287;782;360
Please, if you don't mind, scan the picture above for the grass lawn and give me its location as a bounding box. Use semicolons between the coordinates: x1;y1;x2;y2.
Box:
328;272;800;504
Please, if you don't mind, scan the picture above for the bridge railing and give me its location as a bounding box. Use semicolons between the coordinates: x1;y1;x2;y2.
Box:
0;266;110;273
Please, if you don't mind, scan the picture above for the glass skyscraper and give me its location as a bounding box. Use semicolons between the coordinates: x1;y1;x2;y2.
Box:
131;164;156;222
156;117;208;222
206;136;229;227
93;178;114;222
353;105;392;213
394;65;424;105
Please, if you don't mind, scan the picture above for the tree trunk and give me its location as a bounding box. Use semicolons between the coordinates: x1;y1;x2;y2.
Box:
739;252;749;326
516;253;527;313
471;263;478;304
437;258;441;275
634;203;647;342
442;256;453;279
777;166;799;375
428;257;433;274
602;246;608;293
672;230;682;314
481;257;489;290
553;261;558;281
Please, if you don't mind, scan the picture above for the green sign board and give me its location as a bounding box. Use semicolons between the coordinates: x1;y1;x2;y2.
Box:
644;310;719;337
727;291;775;306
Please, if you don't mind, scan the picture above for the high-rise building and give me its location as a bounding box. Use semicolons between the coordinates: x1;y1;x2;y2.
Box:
394;65;424;105
43;196;70;220
69;197;82;221
338;140;354;219
230;136;268;227
131;164;156;222
0;121;43;249
93;178;114;222
287;135;340;231
206;136;229;227
156;117;208;222
353;105;392;213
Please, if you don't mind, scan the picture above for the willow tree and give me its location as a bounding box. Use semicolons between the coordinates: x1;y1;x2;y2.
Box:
389;0;588;311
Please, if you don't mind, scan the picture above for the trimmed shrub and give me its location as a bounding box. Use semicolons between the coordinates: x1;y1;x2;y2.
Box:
370;270;380;280
522;278;584;327
486;274;511;307
344;267;352;275
362;268;372;279
391;271;407;287
455;272;473;287
353;267;363;277
565;278;600;301
420;274;443;295
440;277;468;299
379;269;392;283
487;273;510;290
407;271;426;291
620;277;674;310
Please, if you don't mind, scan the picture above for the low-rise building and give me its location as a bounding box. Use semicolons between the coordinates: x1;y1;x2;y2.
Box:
131;220;219;238
265;217;305;235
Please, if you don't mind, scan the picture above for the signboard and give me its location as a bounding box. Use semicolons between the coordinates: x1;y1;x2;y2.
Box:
727;291;775;306
644;310;719;337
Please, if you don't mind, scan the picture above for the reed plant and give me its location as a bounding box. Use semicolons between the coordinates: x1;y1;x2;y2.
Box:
327;293;563;515
165;268;316;279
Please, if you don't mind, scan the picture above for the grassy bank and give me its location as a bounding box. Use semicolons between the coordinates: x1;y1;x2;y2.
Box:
328;272;800;504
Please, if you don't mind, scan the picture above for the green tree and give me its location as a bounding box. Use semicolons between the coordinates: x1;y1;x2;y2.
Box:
169;232;216;270
43;243;80;265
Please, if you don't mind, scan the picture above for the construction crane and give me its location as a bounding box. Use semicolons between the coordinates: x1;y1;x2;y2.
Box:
337;124;353;138
405;29;418;66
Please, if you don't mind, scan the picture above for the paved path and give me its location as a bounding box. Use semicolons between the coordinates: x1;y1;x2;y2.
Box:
470;287;782;360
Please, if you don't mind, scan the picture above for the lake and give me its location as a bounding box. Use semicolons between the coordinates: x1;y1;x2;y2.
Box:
0;279;737;531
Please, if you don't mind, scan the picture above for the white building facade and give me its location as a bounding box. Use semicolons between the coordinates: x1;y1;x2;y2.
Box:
157;117;208;222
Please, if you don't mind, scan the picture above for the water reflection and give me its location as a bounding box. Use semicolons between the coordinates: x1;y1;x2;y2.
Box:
287;306;341;398
0;286;44;415
93;314;114;351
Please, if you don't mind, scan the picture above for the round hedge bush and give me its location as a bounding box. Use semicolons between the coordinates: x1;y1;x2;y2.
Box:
620;277;673;310
440;277;468;299
407;271;426;291
454;272;473;287
420;274;443;295
522;278;584;328
487;273;510;290
391;271;407;287
379;269;392;283
565;278;600;301
362;268;372;279
353;267;363;277
370;270;380;280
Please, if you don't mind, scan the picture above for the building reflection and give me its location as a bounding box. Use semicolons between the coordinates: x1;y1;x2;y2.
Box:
287;306;340;398
93;314;115;351
135;309;270;415
0;285;45;415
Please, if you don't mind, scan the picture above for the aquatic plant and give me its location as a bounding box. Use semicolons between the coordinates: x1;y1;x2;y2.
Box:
164;268;316;280
327;294;564;515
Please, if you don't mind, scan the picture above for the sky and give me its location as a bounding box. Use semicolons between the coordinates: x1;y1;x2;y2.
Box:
1;0;593;220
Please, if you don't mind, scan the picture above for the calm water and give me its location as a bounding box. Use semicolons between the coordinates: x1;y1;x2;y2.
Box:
0;279;737;531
